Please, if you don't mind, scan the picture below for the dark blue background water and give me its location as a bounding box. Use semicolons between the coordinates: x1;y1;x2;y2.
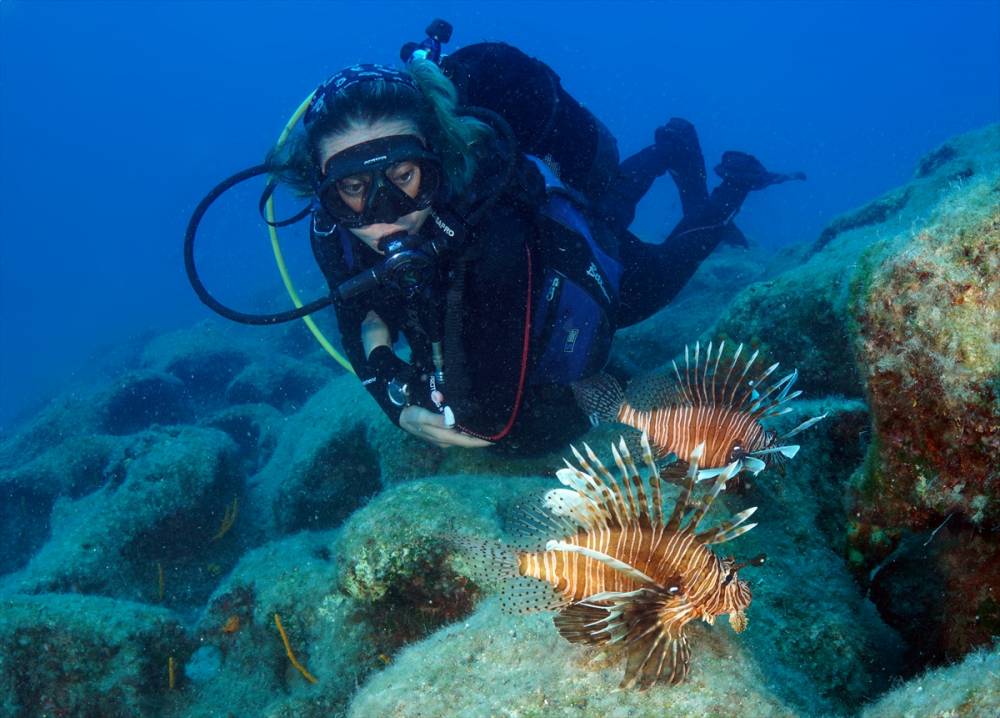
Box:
1;1;997;429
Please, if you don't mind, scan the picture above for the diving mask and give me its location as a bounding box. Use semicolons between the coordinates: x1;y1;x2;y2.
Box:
317;135;443;228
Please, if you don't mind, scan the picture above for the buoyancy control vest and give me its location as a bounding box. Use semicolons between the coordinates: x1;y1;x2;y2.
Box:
526;156;621;385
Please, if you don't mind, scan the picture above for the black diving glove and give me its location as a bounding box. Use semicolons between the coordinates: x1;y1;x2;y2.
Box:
365;346;442;415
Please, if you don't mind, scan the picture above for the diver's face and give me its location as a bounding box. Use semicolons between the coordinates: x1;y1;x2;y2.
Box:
318;119;432;253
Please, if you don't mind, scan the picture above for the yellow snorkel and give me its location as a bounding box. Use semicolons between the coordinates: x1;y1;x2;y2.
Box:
264;92;354;374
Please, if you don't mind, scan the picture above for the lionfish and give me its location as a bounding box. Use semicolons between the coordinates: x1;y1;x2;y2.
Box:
461;434;764;689
574;340;826;479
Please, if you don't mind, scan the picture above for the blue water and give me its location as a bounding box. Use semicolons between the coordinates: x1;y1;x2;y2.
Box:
1;0;997;428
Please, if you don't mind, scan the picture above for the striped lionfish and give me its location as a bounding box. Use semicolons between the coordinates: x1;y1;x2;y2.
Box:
462;434;764;689
573;340;826;480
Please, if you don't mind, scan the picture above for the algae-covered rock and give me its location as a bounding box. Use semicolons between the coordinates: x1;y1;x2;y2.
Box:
0;425;240;604
0;593;188;718
224;355;334;413
0;433;123;574
332;476;547;656
140;322;255;406
171;531;364;718
852;208;999;532
247;375;442;537
199;402;282;473
99;369;193;435
710;124;1000;397
847;203;999;666
348;598;800;718
859;643;1000;718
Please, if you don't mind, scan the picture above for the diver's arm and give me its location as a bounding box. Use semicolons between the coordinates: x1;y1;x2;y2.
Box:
333;302;407;426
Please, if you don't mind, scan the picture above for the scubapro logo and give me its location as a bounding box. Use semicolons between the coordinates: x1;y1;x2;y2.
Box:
363;155;388;166
431;211;455;237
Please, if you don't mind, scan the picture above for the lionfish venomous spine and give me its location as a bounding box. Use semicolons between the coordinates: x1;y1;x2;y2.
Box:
575;340;826;479
471;433;763;689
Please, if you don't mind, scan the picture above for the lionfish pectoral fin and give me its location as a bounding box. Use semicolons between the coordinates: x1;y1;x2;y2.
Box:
553;602;613;645
751;444;800;459
742;456;767;475
622;629;691;690
571;373;626;424
694;465;728;482
780;412;828;440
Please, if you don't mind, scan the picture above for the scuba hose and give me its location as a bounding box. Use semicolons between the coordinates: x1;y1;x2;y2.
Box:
183;91;353;372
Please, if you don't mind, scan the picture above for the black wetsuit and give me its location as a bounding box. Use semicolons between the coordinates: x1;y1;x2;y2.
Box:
312;44;766;453
441;42;758;326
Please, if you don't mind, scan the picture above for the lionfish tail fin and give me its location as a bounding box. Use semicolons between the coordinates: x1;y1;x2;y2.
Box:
446;534;565;615
571;373;626;425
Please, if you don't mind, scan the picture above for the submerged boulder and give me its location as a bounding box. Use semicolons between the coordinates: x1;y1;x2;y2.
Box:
0;593;188;718
859;643;1000;718
223;355;334;413
848;200;999;666
0;425;240;606
348;598;800;718
852;208;999;533
247;375;442;538
710;124;1000;398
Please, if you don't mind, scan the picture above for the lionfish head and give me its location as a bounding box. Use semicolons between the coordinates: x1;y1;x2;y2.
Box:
719;557;753;612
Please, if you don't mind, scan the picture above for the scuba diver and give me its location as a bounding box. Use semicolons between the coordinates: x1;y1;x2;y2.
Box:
185;21;805;454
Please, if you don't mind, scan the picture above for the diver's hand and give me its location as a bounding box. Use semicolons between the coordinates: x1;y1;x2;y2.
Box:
400;406;493;449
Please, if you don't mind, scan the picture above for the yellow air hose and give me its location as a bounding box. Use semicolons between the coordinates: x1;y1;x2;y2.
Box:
264;92;355;374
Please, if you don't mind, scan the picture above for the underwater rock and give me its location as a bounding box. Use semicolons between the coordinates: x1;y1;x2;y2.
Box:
0;433;122;574
852;208;999;532
0;425;239;605
331;479;506;637
859;643;1000;717
247;375;441;538
200;402;282;474
224;355;334;413
710;124;1000;398
0;389;107;469
347;597;800;717
99;369;192;435
848;204;999;665
866;519;1000;670
179;530;370;718
0;593;188;718
141;322;256;408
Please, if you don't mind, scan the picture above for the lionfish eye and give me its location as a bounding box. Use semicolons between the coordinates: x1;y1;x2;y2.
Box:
728;441;746;461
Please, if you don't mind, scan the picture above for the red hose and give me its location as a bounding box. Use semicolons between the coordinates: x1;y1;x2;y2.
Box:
457;241;533;442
